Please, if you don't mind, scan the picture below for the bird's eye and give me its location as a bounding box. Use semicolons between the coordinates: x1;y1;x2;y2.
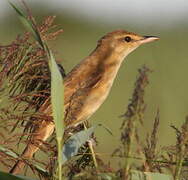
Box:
124;36;132;42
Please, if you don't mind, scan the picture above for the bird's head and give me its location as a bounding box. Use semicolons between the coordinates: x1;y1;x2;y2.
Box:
98;30;159;57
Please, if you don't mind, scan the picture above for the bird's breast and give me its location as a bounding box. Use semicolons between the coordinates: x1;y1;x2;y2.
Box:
75;63;121;121
64;53;125;126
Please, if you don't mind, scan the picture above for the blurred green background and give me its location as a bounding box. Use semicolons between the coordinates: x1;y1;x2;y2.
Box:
1;0;188;171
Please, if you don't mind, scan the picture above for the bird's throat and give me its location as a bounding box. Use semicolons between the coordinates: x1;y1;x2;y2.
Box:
89;45;128;86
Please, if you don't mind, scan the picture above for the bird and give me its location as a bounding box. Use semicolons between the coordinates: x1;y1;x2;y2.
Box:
10;30;159;174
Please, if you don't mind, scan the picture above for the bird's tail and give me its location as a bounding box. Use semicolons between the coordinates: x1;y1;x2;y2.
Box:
9;143;39;174
10;120;55;174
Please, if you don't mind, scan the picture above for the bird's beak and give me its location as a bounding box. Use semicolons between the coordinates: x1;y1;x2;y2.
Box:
139;36;159;44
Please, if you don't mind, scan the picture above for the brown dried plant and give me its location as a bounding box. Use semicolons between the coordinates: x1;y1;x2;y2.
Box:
0;15;64;174
112;65;151;179
164;118;188;180
141;110;163;172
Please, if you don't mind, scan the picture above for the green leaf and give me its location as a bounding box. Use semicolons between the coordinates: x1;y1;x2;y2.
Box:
48;50;64;140
0;171;37;180
62;126;96;163
98;173;119;180
10;2;64;179
10;2;65;138
0;145;18;158
99;124;113;136
9;2;44;48
131;171;173;180
48;49;64;178
16;175;38;180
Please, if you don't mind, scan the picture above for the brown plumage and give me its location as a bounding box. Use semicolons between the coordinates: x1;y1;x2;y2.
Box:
10;30;159;174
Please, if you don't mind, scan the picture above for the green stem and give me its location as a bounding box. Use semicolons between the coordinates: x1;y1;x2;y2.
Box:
57;137;64;180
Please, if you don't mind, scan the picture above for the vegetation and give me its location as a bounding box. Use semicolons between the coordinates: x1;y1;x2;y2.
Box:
0;2;188;180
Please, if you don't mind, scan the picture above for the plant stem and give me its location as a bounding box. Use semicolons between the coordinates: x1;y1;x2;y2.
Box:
83;123;98;168
124;115;137;179
88;140;98;168
57;137;64;180
174;145;185;180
